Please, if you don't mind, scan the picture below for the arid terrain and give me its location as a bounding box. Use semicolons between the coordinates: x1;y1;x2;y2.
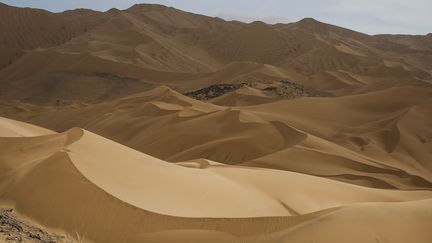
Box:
0;2;431;243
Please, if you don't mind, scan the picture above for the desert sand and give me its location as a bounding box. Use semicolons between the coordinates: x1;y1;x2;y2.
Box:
0;2;432;243
1;116;432;243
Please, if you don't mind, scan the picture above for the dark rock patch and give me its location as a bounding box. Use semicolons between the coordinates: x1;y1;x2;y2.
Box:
0;208;72;243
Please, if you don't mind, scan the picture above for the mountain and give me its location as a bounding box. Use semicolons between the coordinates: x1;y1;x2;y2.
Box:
0;3;85;69
0;3;431;103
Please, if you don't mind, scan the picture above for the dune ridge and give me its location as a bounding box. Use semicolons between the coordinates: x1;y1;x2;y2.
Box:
0;2;432;243
4;86;431;190
1;117;432;243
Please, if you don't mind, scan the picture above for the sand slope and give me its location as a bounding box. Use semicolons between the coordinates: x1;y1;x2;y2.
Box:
1;3;432;243
1;117;431;243
5;86;431;189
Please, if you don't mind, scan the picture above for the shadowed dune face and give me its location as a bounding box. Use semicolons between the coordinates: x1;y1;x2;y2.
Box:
1;118;432;243
3;86;432;192
1;2;432;243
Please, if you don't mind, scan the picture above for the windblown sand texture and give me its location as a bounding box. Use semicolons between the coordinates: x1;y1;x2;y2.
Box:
0;2;432;243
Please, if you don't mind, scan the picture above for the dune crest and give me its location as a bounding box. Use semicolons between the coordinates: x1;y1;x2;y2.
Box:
1;118;432;243
1;2;432;242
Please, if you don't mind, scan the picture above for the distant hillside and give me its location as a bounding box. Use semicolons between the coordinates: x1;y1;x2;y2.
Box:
0;2;431;103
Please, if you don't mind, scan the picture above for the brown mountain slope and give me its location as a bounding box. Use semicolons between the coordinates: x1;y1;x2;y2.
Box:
0;3;86;69
125;3;236;30
59;8;111;31
0;3;431;103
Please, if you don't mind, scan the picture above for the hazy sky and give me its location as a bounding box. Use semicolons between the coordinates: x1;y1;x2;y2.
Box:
2;0;431;35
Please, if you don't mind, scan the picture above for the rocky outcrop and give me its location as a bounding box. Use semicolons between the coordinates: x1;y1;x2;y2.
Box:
184;83;249;100
0;208;71;243
184;80;329;101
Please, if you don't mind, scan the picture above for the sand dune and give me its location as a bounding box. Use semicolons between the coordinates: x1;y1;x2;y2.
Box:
1;2;432;242
211;86;279;106
0;117;54;137
3;86;431;192
1;117;431;243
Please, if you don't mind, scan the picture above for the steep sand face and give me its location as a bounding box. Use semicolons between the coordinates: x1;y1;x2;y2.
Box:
275;199;432;243
4;86;431;190
0;86;431;242
1;118;431;243
0;117;54;137
243;86;432;177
